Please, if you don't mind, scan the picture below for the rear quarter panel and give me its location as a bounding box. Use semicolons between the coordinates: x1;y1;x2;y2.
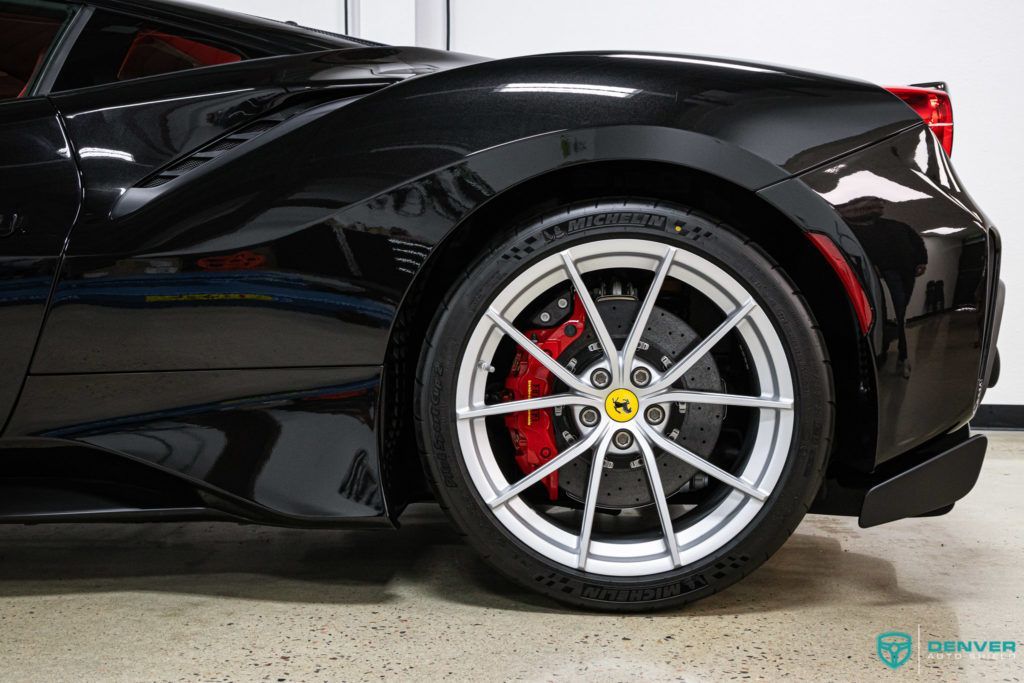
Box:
785;126;994;462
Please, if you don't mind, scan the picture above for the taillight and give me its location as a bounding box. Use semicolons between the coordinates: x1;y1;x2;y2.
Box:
885;84;954;156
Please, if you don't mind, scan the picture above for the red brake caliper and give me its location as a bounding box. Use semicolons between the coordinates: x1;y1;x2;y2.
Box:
503;295;588;500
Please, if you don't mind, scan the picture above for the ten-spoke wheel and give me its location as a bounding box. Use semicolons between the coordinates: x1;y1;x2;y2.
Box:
417;200;832;610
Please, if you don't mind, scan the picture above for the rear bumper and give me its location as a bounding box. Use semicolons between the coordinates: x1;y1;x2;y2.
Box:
811;426;987;526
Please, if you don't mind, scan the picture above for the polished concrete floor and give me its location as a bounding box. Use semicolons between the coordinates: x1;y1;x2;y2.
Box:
0;432;1021;682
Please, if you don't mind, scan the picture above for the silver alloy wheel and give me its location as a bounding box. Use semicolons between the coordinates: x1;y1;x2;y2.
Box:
455;238;795;577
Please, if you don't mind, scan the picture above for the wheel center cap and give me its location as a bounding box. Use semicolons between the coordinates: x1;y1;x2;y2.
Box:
605;388;639;422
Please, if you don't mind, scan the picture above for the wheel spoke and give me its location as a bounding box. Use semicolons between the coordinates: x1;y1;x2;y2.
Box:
489;425;608;508
622;246;675;377
648;391;793;411
458;394;598;420
577;429;614;570
645;298;757;394
639;423;768;501
486;308;596;396
561;250;620;384
635;432;681;567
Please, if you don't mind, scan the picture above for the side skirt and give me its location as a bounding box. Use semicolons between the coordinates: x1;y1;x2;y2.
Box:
1;366;393;523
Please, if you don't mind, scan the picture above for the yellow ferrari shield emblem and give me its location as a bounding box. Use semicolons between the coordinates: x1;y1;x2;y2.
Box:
605;388;638;422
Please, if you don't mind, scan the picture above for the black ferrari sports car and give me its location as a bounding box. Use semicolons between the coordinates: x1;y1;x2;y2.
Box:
0;0;1003;610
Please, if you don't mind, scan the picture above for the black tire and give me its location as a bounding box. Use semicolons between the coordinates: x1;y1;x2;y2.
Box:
415;199;834;611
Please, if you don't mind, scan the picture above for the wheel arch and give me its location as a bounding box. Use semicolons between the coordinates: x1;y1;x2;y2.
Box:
379;159;876;515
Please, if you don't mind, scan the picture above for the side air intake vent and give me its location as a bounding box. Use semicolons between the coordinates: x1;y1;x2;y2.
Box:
138;114;290;189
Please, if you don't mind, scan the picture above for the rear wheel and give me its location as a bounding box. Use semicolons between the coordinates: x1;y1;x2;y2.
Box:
416;200;832;610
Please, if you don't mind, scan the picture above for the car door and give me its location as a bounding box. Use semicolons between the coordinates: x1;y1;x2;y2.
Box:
0;0;82;428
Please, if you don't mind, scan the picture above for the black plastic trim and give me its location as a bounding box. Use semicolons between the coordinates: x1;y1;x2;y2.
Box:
30;4;93;96
859;434;987;528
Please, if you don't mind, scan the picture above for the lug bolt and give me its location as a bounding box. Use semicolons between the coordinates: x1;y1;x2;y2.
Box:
590;368;611;389
539;311;552;323
645;405;666;425
631;366;652;387
557;298;569;309
612;429;634;450
579;407;601;427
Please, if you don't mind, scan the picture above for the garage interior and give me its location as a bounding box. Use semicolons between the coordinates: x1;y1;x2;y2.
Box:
1;0;1021;681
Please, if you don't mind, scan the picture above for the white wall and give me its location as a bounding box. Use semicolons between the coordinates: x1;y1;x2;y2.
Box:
197;0;1024;404
184;0;417;45
360;0;416;46
187;0;345;31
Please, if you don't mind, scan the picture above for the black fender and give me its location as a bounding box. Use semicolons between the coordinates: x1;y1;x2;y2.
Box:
20;50;933;523
337;125;884;511
301;48;921;186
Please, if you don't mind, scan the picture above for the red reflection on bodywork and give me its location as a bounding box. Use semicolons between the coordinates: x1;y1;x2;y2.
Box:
806;232;873;334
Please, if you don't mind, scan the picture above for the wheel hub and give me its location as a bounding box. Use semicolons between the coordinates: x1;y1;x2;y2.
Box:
605;388;639;422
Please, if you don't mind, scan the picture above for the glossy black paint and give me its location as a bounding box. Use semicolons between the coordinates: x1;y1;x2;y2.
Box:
0;0;1003;526
5;367;384;519
0;98;80;428
789;126;995;463
49;47;475;224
